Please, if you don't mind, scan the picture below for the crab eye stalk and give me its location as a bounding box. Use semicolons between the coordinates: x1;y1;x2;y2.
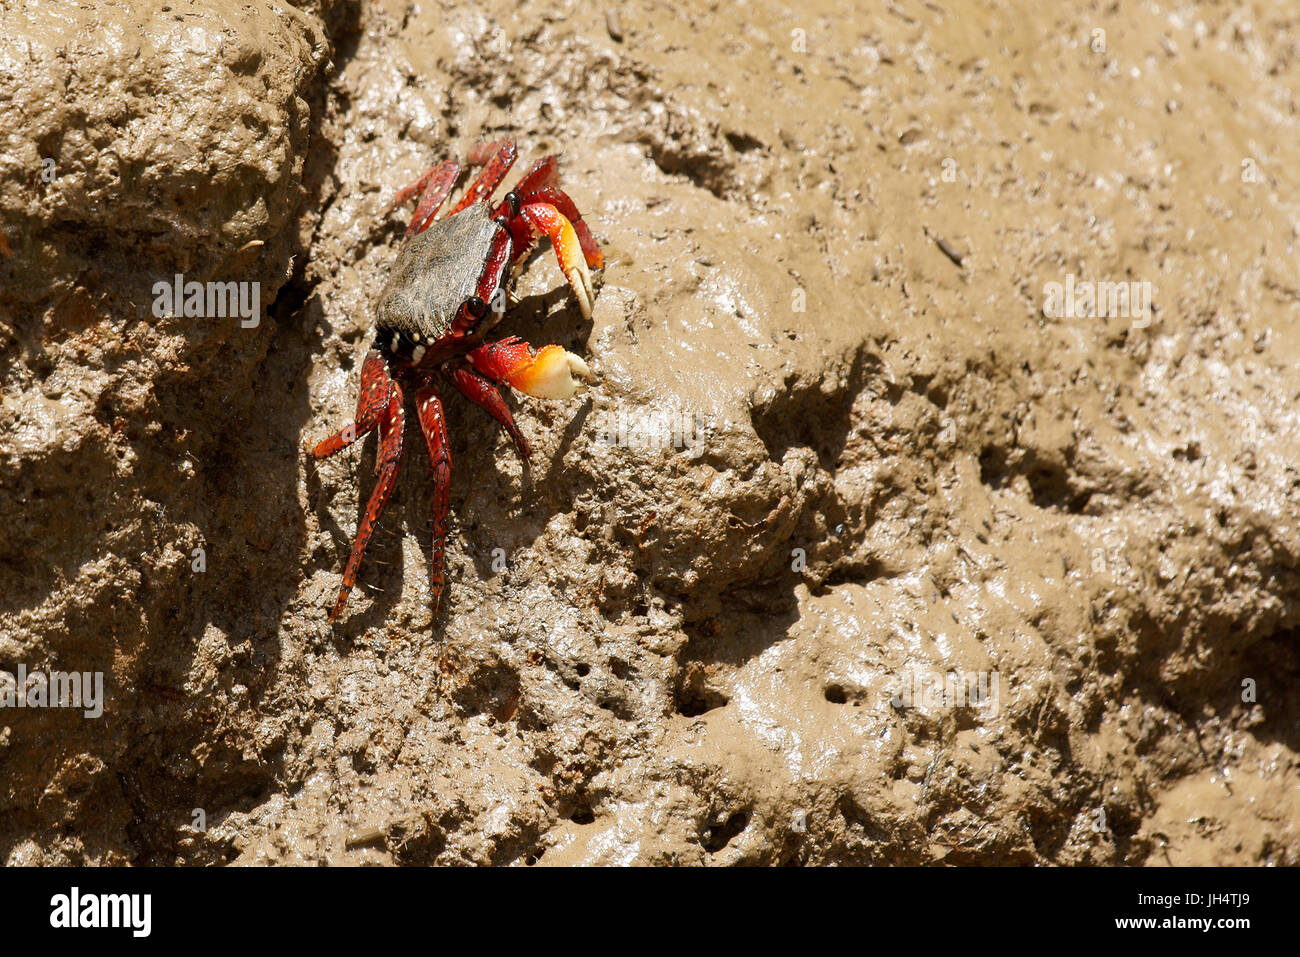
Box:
466;295;489;320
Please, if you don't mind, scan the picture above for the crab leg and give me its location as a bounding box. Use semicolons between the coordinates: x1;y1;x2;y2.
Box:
328;380;405;622
510;155;560;199
311;350;396;461
450;365;531;460
468;336;594;400
448;139;518;216
389;159;462;239
493;156;601;267
518;202;596;320
516;186;603;269
415;384;453;614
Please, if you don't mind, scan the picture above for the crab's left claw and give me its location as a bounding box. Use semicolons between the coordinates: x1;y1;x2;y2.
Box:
519;202;596;320
468;337;594;399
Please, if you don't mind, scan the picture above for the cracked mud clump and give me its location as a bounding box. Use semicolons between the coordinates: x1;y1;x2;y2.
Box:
0;0;1296;864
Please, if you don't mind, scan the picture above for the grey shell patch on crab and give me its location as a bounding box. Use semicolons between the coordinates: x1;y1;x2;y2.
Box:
376;203;501;347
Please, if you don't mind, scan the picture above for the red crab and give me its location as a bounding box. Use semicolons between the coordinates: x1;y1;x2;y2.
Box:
310;139;603;621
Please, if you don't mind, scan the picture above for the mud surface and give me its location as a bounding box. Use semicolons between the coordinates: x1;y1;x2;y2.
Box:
1;0;1297;864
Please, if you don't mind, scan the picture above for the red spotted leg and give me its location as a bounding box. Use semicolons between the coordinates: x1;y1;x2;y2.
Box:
415;384;453;614
448;139;518;216
486;154;558;258
450;365;531;460
323;375;405;622
488;156;603;269
311;350;395;461
510;154;559;199
388;159;462;239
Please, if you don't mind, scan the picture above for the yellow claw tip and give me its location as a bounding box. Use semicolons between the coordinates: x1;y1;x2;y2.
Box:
508;345;594;399
568;264;594;320
556;217;594;319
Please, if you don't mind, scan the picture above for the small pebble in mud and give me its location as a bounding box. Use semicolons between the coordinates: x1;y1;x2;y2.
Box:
933;235;964;267
345;826;387;849
606;9;624;42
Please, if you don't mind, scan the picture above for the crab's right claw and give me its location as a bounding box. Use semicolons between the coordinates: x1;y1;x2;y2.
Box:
469;337;595;400
519;202;596;321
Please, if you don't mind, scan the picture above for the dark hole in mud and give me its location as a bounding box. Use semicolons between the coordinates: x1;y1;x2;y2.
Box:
268;270;312;321
978;446;1092;514
815;559;883;593
977;445;1010;487
1027;466;1092;513
675;685;728;718
824;684;848;704
724;130;763;153
351;750;375;775
598;696;635;720
676;670;728;712
703;810;750;853
570;804;596;826
575;663;590;677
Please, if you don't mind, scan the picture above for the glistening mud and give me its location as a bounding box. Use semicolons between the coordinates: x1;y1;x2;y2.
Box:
0;0;1295;865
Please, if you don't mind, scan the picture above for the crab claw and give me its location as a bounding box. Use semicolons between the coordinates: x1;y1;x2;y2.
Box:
520;202;595;321
469;337;595;399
